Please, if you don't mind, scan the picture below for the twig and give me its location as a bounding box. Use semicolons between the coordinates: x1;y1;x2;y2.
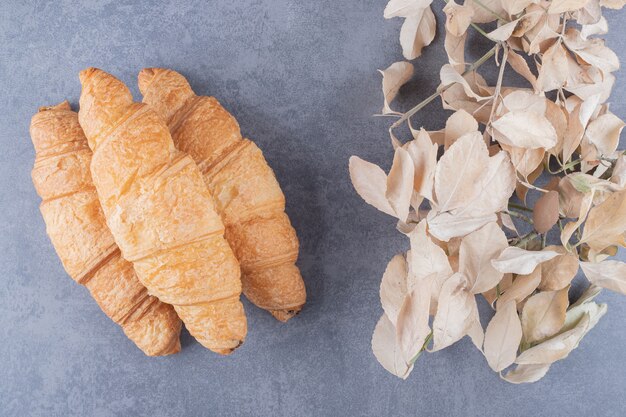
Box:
505;210;533;224
508;202;532;212
488;45;509;126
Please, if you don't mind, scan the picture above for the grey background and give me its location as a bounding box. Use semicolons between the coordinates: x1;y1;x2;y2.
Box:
1;1;625;416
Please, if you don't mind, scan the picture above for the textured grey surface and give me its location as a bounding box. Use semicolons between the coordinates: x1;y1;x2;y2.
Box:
1;1;625;416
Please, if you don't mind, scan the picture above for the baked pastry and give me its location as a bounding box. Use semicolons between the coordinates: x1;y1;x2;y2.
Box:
139;68;306;321
78;69;247;354
30;101;181;356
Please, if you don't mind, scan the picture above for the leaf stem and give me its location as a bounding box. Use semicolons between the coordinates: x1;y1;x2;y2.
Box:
508;202;532;212
505;210;533;224
390;46;497;131
409;331;434;365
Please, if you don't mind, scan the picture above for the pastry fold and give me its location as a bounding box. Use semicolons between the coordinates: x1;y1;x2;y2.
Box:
30;101;181;356
78;69;246;354
139;68;306;321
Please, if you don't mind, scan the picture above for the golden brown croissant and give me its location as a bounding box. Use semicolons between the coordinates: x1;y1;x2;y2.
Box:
138;68;306;322
30;101;181;356
78;68;247;354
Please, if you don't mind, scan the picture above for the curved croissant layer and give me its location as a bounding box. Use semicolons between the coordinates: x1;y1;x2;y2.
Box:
78;69;247;354
139;68;306;321
30;101;181;356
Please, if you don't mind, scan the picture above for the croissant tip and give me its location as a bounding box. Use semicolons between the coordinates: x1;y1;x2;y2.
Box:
79;67;99;85
270;306;303;322
38;100;71;113
138;68;158;93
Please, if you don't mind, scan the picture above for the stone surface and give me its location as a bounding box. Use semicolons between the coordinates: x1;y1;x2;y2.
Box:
0;1;625;416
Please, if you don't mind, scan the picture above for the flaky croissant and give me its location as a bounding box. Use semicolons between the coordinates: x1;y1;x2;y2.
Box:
139;68;306;322
78;68;247;354
30;101;181;356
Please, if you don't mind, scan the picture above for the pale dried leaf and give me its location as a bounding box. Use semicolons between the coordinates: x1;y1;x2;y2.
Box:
460;222;509;294
492;247;560;275
432;273;476;351
561;191;594;246
487;18;521;42
386;147;415;222
584;112;625;156
396;287;432;362
404;128;438;201
372;314;412;379
380;61;414;114
492;110;558;149
563;28;619;74
581;260;626;295
521;287;570;343
539;246;580;291
384;0;433;18
502;0;536;14
549;0;592;13
444;109;479;150
507;49;539;91
380;254;409;325
349;156;395;217
465;0;506;23
581;16;608;40
537;41;569;92
599;0;626;8
400;6;436;60
443;0;474;36
533;190;560;234
497;268;542;308
610;155;626;187
580;189;626;251
501;363;551;384
444;30;466;72
440;64;491;102
484;300;523;372
433;131;488;212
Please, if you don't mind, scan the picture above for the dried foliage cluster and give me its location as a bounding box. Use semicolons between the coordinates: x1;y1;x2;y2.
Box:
350;0;626;383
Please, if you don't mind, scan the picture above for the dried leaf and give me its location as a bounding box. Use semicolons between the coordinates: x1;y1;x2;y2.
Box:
497;268;542;308
492;247;560;275
502;0;535;15
611;155;626;187
501;363;552;384
444;31;467;72
507;49;539;91
563;28;619;75
444;109;478;150
584;112;625;156
459;222;509;293
400;6;437;60
581;260;626;295
387;147;415;222
581;16;608;40
549;0;593;14
380;254;409;325
533;190;560;234
539;246;580;291
380;61;414;114
384;0;433;18
465;0;506;23
349;156;395;216
440;65;491;102
492;110;558;149
537;41;569;92
580;189;626;251
372;314;412;378
404;128;438;201
432;273;476;351
599;0;626;9
521;287;570;343
484;300;523;372
561;191;594;246
433;131;487;212
396;287;431;362
487;18;521;42
443;0;474;36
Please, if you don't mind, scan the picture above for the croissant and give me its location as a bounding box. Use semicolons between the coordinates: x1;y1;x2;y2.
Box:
78;68;247;354
139;68;306;322
30;101;181;356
